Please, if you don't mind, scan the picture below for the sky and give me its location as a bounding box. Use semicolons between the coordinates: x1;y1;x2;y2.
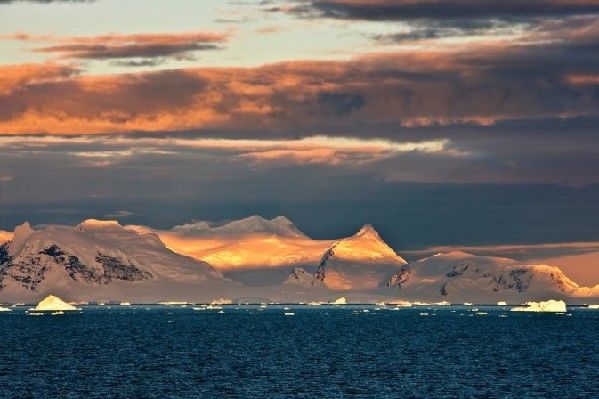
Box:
0;0;598;252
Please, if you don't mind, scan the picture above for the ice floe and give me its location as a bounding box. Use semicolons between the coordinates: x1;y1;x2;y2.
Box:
510;299;566;313
331;297;347;305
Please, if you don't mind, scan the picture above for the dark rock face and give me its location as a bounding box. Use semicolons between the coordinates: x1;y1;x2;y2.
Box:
40;245;64;258
95;254;152;282
549;272;568;292
387;265;411;288
439;263;534;296
65;255;98;283
0;243;10;266
0;254;48;291
0;244;152;291
288;267;308;281
314;244;337;284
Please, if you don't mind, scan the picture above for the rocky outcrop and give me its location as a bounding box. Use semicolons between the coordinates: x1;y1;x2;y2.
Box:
0;243;153;291
312;226;408;291
285;267;324;287
0;220;223;299
95;254;152;283
387;265;411;288
387;252;584;301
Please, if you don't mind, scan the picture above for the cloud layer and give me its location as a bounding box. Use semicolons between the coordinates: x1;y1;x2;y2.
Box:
276;0;599;20
1;31;598;134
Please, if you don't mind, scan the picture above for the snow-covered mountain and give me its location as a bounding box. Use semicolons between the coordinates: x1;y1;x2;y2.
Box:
131;215;324;270
171;215;308;239
0;220;238;303
0;216;597;304
386;251;599;302
307;225;408;290
155;221;409;289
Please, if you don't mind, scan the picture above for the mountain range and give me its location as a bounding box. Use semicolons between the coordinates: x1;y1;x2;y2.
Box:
1;216;598;304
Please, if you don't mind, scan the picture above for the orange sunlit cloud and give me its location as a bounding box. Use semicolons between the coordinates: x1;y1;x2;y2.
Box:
0;44;595;135
0;62;78;95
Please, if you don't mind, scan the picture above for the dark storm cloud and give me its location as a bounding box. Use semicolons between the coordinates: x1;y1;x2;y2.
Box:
275;0;599;21
371;20;517;43
272;0;599;47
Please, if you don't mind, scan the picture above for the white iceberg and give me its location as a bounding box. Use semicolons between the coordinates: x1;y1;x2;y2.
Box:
510;299;566;313
497;301;507;306
29;295;79;312
331;297;347;305
0;306;12;312
120;302;132;306
587;304;599;309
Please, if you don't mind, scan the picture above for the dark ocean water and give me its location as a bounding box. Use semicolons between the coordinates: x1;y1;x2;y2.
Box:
0;305;597;399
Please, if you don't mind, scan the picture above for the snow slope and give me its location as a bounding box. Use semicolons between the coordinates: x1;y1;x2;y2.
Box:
130;215;328;270
312;225;408;290
1;216;597;304
171;215;308;239
0;220;240;303
386;251;597;302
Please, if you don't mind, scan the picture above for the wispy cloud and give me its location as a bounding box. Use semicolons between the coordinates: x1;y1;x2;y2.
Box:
0;134;460;166
3;30;230;63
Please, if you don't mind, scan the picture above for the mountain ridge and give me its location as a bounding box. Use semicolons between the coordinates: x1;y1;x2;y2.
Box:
0;217;598;304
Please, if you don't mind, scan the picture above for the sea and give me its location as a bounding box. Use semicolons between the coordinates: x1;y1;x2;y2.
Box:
0;305;597;398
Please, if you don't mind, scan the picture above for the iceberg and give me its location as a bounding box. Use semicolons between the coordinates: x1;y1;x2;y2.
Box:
29;295;79;312
510;299;566;313
587;304;599;309
331;297;347;305
0;306;12;312
497;301;507;306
